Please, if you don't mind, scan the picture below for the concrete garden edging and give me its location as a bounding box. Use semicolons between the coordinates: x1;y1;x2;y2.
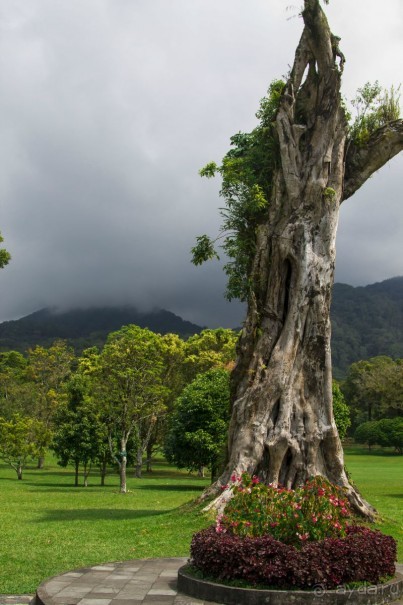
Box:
177;565;403;605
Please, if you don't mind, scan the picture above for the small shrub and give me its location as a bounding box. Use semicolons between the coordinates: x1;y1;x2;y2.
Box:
218;474;351;546
190;525;396;589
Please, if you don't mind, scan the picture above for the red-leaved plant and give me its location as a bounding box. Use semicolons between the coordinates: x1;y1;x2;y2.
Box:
217;474;351;546
191;525;397;589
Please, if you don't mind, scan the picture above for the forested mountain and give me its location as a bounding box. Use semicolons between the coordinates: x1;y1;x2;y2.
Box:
0;306;204;353
331;277;403;378
0;276;402;375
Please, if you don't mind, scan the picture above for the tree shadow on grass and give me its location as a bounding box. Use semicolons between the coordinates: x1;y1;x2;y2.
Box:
133;484;205;492
24;483;120;491
25;482;205;492
35;508;167;522
385;494;403;499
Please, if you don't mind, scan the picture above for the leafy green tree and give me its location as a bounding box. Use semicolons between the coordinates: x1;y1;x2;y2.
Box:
376;418;403;454
0;231;11;269
0;414;50;479
332;382;351;439
25;340;74;467
93;326;168;491
164;369;230;481
342;356;403;427
52;375;108;487
354;421;381;450
183;328;237;383
355;418;403;454
0;351;29;419
144;333;187;472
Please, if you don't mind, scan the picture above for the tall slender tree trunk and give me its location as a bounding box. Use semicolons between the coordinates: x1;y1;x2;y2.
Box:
99;457;107;486
74;460;79;487
83;462;91;487
203;0;403;519
146;441;153;473
17;464;23;480
134;416;157;479
134;449;143;479
119;439;128;493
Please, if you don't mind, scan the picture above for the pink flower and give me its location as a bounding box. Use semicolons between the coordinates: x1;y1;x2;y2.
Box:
297;532;309;541
252;475;260;484
311;515;318;523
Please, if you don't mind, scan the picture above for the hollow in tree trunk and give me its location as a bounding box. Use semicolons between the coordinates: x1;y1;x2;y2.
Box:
202;0;403;519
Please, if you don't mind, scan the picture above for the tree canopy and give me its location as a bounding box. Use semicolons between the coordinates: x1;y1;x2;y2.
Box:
164;369;230;481
0;232;11;270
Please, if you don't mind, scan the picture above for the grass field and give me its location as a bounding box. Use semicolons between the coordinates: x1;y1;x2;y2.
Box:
344;445;403;561
0;447;402;595
0;458;210;594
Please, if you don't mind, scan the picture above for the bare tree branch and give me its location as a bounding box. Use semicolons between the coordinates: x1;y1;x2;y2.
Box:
343;119;403;201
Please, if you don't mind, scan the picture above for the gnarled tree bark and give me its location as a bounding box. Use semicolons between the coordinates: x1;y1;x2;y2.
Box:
202;0;403;518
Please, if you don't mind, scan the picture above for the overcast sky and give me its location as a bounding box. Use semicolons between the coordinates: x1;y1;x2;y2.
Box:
0;0;402;328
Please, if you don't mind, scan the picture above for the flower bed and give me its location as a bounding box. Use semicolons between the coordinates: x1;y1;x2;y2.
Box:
191;525;396;590
189;475;397;591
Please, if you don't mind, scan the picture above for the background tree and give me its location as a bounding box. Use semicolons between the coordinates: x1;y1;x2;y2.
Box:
0;414;50;479
164;369;230;482
52;374;107;487
354;421;380;451
182;328;237;383
144;333;186;472
0;231;11;269
355;418;403;454
0;351;29;419
342;356;403;428
25;340;74;466
93;325;167;491
376;418;403;454
193;0;403;516
332;382;351;440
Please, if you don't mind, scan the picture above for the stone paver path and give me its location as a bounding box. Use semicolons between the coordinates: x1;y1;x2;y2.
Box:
2;560;402;605
34;558;216;605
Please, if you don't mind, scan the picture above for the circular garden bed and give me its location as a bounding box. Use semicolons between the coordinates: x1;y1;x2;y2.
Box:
179;475;402;605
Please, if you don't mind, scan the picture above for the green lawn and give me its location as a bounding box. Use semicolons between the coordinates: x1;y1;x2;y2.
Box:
0;458;210;594
0;447;402;595
344;445;403;561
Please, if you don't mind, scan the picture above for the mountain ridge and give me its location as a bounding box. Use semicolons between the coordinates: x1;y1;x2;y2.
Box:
1;276;402;377
0;305;204;353
331;276;403;377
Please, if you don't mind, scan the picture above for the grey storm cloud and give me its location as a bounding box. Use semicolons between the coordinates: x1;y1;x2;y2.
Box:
0;0;402;328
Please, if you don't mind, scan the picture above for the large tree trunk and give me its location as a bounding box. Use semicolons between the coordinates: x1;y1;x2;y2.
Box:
203;0;403;519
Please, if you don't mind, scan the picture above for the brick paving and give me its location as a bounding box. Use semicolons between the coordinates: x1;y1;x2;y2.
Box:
1;561;402;605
